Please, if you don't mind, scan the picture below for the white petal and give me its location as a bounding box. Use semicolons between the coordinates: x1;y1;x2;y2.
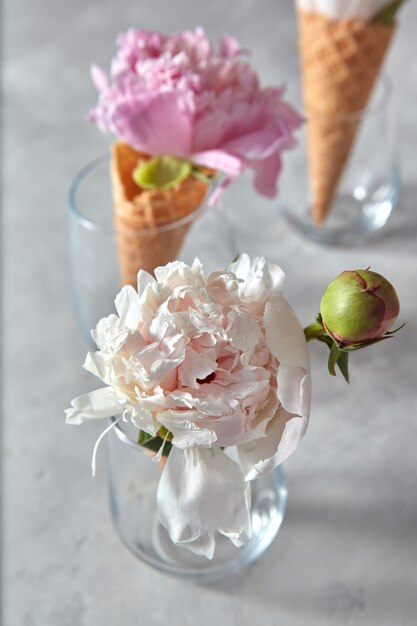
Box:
263;296;311;417
154;260;188;284
130;405;159;437
234;296;312;478
114;285;140;329
238;406;305;480
177;346;217;389
277;362;311;419
136;269;155;297
228;254;286;300
264;297;309;368
123;330;147;354
65;388;122;425
227;252;251;280
154;259;205;290
207;387;278;447
84;351;107;381
91;314;127;351
226;308;262;351
157;447;252;559
157;410;217;448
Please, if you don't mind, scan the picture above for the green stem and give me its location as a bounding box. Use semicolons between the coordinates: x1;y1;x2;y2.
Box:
303;317;350;383
303;320;326;343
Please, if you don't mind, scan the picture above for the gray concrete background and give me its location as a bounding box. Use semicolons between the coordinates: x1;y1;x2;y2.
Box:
2;1;417;624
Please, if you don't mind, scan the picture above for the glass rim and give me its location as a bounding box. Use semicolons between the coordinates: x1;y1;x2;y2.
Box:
68;153;214;236
303;73;393;124
111;417;144;452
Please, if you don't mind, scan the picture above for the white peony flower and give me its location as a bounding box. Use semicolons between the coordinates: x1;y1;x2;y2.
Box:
66;255;311;558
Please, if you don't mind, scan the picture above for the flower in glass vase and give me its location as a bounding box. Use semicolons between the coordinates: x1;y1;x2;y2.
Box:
66;255;311;558
66;256;401;565
89;28;302;285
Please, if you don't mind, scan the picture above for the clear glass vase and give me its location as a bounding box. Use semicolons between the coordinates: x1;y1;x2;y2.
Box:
107;419;288;581
279;75;399;246
68;154;236;342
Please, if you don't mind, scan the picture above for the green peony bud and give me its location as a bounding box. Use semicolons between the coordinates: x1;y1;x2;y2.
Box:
320;270;400;346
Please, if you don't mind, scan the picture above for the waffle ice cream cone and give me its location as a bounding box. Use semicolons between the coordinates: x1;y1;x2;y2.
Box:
111;142;211;286
297;11;395;224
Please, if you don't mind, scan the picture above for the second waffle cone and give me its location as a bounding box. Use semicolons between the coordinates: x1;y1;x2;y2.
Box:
298;11;395;225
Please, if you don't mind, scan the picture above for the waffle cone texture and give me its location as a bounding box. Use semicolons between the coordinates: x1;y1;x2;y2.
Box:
297;11;395;224
111;142;211;286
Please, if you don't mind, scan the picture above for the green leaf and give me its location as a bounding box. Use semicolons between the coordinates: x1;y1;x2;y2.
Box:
313;335;350;383
385;322;405;335
336;350;350;384
191;167;216;185
133;156;192;191
328;343;342;377
343;335;393;352
372;0;406;24
137;430;172;455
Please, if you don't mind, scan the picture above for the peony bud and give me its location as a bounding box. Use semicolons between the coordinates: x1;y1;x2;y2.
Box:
320;270;400;346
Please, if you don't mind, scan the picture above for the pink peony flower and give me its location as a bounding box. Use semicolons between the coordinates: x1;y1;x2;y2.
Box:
89;28;302;199
66;255;310;558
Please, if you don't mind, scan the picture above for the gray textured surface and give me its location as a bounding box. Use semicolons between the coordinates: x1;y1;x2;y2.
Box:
2;1;417;624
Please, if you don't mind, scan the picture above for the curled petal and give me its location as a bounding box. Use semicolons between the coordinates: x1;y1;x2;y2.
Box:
65;388;122;425
249;153;282;198
219;35;242;58
157;446;251;559
157;410;217;448
136;269;155;298
191;149;245;176
91;314;127;352
114;285;141;329
235;296;311;479
90;64;108;91
227;254;286;314
264;296;311;417
107;92;193;157
238;406;303;480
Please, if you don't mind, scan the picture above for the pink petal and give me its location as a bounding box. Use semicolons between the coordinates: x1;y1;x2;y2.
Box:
219;35;242;58
191;149;245;176
249;153;282;198
90;65;108;91
110;92;193;156
222;126;288;160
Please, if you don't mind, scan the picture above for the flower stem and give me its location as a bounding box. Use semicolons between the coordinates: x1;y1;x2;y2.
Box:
303;318;326;342
303;316;350;382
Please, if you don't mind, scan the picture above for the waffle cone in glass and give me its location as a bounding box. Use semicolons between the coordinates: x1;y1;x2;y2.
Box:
111;141;212;286
297;11;395;224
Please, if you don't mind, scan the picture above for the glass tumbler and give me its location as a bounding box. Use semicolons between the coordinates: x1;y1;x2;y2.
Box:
107;419;288;581
280;76;399;246
68;155;236;342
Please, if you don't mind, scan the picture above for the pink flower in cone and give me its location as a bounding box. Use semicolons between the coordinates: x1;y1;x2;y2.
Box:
89;28;302;198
